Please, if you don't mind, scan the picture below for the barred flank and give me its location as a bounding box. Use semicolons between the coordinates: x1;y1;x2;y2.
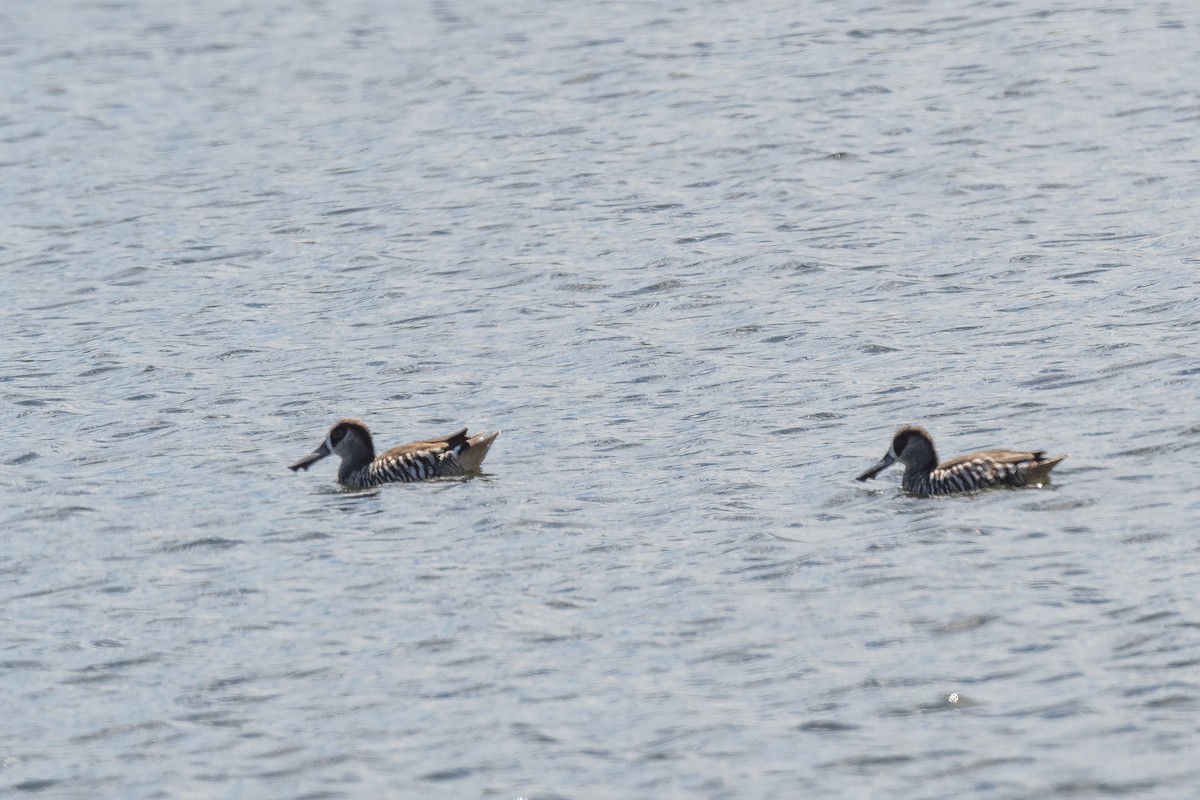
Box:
349;444;469;488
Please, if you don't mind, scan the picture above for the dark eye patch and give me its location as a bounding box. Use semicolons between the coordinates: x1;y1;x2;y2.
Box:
330;425;347;445
891;431;910;453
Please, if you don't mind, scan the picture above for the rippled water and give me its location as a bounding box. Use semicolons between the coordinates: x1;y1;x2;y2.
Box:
4;0;1200;797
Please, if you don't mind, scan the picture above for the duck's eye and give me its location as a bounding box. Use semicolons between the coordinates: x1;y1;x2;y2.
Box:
892;432;909;453
330;426;346;445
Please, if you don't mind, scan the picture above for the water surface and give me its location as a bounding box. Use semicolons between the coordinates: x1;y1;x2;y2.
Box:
3;1;1200;797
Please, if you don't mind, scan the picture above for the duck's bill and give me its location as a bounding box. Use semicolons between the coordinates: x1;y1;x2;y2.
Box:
289;442;331;471
856;454;895;482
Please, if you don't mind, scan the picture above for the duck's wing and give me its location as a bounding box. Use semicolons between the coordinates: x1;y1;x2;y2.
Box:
940;449;1068;483
377;428;499;472
938;449;1041;470
377;428;470;460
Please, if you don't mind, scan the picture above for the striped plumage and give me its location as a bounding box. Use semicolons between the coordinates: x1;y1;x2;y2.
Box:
289;418;499;489
856;425;1067;497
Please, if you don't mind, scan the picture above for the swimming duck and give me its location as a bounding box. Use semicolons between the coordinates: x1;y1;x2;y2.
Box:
290;418;499;488
856;425;1066;496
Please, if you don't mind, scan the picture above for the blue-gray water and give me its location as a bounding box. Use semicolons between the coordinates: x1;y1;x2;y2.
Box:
4;1;1200;797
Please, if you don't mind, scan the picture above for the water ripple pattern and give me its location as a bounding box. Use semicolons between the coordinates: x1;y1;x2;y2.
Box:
3;0;1200;797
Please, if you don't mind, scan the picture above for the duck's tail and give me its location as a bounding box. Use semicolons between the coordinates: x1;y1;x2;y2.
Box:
1025;452;1068;484
459;430;500;472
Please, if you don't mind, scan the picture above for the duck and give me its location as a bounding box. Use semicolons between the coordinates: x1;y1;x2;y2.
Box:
856;425;1066;497
289;418;499;488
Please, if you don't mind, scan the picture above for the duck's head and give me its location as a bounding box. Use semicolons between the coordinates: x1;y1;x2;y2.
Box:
856;425;938;481
289;418;376;472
